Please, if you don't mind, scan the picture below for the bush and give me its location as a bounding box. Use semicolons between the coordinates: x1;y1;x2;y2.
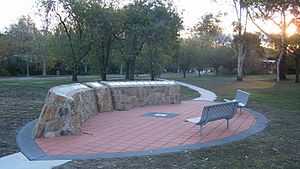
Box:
0;68;10;76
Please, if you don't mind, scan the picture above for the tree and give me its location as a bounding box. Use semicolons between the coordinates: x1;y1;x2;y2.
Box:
232;0;249;81
192;13;223;47
233;32;264;75
205;47;235;76
287;34;300;83
178;39;196;78
245;0;300;81
32;29;49;76
0;33;11;62
181;38;210;77
86;0;122;81
37;0;52;76
192;13;235;76
118;0;151;80
7;16;37;77
39;0;92;81
143;0;182;80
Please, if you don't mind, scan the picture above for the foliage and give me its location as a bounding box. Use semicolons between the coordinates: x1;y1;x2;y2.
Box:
85;0;122;80
245;0;300;81
39;0;92;81
0;33;11;62
233;32;265;74
192;13;223;47
143;0;183;80
6;16;37;76
178;39;195;78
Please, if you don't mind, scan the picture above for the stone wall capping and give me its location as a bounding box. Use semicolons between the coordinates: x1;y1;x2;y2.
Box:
51;83;89;96
85;82;105;88
101;80;177;88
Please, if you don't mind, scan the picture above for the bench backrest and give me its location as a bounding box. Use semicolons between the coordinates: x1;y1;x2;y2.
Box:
235;89;250;106
198;101;238;126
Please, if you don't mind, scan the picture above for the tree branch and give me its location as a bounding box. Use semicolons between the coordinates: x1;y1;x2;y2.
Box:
257;6;281;28
56;11;76;60
247;9;272;38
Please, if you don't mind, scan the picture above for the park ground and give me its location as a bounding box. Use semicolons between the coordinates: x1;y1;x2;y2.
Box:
0;74;299;168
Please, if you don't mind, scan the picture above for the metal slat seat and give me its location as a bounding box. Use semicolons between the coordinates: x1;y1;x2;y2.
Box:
197;101;238;133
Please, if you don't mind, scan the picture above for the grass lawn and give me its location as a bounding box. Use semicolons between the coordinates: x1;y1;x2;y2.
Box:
0;74;299;168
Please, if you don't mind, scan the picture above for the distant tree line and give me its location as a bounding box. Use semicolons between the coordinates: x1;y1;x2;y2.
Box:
0;0;300;83
0;0;183;81
177;13;266;78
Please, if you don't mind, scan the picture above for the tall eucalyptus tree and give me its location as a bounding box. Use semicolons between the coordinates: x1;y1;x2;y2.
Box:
39;0;92;81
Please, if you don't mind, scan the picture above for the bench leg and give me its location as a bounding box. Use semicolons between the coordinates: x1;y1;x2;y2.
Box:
226;119;229;129
239;107;243;112
200;125;203;135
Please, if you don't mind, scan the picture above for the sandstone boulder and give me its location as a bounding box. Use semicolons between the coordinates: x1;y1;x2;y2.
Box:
85;82;113;112
34;83;98;138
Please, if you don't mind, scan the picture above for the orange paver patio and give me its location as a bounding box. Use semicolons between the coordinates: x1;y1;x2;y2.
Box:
36;100;256;156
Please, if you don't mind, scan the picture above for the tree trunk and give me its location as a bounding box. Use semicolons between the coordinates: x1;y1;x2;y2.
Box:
101;68;107;81
84;63;88;74
102;36;112;81
150;48;155;81
183;70;186;78
215;66;219;76
236;3;245;81
125;61;130;80
296;56;299;83
279;55;287;80
26;62;30;77
72;64;78;82
198;69;201;77
120;64;123;75
150;62;155;81
42;57;47;76
98;40;110;81
129;57;136;81
150;71;155;81
277;10;287;82
237;44;246;81
276;47;288;82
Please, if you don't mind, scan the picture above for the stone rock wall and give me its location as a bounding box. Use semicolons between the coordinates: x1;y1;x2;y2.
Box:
34;81;181;138
85;82;113;112
102;82;181;111
34;84;99;138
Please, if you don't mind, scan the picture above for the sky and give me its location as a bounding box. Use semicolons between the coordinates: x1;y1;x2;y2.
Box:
0;0;38;30
0;0;295;36
0;0;236;34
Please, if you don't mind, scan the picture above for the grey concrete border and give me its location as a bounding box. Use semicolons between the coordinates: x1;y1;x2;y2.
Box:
17;109;268;161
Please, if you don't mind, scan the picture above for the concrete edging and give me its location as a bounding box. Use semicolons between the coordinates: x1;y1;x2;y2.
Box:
16;108;268;161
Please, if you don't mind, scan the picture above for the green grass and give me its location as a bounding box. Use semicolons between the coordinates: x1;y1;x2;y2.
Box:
180;86;200;100
54;74;300;169
0;74;299;168
171;74;300;112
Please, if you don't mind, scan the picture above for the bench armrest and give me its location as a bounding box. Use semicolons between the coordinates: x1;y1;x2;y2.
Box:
224;99;236;102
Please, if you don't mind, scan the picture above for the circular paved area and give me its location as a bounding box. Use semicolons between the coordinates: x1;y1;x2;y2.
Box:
17;100;267;160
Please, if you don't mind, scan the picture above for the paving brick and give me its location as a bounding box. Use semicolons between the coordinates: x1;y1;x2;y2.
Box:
36;101;256;156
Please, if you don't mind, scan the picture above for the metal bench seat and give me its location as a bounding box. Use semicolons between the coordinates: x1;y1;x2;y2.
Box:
186;101;239;133
224;89;250;110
